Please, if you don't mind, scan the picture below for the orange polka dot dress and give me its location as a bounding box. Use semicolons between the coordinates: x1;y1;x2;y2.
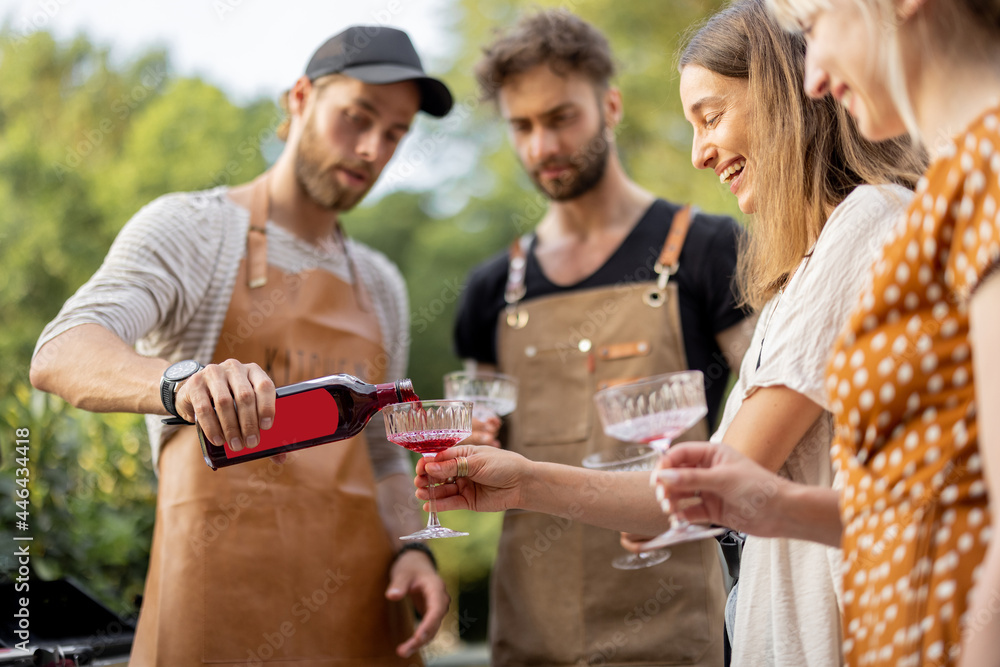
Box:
826;106;1000;666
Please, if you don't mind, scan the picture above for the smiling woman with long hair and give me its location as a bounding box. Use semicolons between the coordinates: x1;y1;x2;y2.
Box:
654;0;1000;664
680;0;922;312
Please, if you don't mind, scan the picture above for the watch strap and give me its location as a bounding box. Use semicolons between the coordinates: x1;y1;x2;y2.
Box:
161;416;196;426
159;375;178;417
160;362;202;426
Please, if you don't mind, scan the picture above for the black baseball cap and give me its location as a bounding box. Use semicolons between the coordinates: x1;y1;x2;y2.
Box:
305;26;453;117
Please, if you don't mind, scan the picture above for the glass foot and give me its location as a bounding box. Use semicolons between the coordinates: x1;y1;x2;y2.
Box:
611;548;672;570
400;527;469;540
639;524;726;551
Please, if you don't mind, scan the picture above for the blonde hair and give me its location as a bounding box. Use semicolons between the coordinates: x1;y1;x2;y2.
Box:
276;74;343;142
767;0;1000;141
680;0;925;310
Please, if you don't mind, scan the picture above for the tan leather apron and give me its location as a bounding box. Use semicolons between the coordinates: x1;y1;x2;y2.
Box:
131;175;418;667
490;207;726;666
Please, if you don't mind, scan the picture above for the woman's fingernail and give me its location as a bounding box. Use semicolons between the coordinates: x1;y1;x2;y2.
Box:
246;434;259;448
261;418;273;430
655;485;665;503
230;437;243;451
657;469;679;483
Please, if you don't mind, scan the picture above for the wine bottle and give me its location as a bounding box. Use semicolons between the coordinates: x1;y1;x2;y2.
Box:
198;374;417;470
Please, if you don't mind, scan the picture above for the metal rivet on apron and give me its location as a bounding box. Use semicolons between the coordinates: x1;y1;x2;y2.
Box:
525;345;537;358
506;309;529;329
578;338;592;352
643;288;666;308
638;342;649;353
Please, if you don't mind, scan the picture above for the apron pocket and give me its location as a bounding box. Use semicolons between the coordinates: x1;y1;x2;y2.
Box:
520;347;591;446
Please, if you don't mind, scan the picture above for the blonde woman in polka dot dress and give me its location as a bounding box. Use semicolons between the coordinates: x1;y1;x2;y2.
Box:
653;1;1000;665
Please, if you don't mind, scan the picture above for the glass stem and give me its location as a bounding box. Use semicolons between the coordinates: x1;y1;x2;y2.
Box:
650;437;687;529
423;453;442;530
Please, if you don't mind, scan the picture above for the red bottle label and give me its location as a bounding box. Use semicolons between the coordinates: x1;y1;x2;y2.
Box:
224;388;339;459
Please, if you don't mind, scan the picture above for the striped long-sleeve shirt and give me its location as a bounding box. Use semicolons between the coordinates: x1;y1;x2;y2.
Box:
34;186;411;477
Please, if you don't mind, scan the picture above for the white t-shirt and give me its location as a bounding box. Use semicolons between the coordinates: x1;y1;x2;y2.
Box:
712;184;913;667
34;187;412;477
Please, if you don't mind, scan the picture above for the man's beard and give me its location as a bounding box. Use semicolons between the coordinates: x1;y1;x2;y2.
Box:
294;115;373;212
529;123;610;202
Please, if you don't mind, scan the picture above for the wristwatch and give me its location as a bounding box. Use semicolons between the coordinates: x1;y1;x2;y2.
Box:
160;359;203;425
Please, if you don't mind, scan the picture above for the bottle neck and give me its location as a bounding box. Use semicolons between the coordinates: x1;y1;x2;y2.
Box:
375;379;416;408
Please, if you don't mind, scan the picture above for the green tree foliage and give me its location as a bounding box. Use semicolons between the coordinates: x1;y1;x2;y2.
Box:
1;385;155;617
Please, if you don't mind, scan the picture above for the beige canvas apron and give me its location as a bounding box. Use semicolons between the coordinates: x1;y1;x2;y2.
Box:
490;208;726;666
131;175;418;667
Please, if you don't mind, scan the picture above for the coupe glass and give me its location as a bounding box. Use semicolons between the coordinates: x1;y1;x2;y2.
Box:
443;371;519;420
593;371;725;550
384;400;472;540
582;444;672;569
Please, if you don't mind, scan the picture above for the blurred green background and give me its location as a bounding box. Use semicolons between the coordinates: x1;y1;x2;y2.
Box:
0;0;736;649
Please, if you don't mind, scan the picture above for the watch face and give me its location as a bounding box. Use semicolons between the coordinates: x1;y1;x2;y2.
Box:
165;360;201;381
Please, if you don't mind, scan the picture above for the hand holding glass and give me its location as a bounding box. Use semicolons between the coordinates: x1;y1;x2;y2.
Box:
593;371;724;550
384;400;472;540
581;445;672;569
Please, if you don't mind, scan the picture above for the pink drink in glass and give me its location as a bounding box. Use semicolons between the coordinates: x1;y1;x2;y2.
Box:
604;406;708;448
388;429;470;455
384;400;472;540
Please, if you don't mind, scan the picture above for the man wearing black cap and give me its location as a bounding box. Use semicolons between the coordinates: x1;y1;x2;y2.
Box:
31;26;452;667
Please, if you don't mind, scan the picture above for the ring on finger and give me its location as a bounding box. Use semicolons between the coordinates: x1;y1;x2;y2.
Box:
455;456;470;478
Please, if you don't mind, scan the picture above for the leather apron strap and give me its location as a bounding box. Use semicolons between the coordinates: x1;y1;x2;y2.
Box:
245;173;371;312
504;234;532;329
643;203;693;308
503;205;695;322
247;173;270;289
658;203;693;272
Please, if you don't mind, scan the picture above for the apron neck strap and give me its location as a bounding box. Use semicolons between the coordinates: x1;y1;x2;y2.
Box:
504;234;532;304
247;173;271;289
655;204;694;277
504;234;533;329
503;204;697;322
641;204;695;308
243;173;368;310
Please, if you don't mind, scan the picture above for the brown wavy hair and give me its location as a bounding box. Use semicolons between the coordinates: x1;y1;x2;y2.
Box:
474;9;616;102
680;0;926;310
